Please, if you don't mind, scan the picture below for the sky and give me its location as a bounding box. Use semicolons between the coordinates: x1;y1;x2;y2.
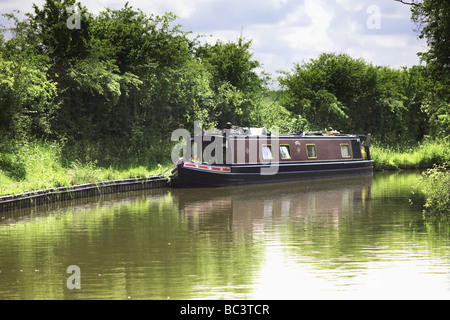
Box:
1;0;427;78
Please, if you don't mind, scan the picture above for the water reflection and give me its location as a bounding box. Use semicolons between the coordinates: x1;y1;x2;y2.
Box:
1;172;450;300
171;173;450;299
173;175;373;234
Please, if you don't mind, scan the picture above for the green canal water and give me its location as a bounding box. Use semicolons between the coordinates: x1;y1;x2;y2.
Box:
1;171;450;300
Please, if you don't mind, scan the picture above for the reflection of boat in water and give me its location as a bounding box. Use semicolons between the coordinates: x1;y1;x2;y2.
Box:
170;124;373;188
172;175;373;231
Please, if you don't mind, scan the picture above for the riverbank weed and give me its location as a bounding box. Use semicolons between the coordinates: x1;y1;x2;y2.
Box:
0;141;173;196
414;163;450;217
371;140;450;171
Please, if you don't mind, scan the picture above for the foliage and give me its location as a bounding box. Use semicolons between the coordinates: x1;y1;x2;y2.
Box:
412;0;450;84
249;93;309;133
0;50;58;141
421;85;450;139
0;0;449;196
278;53;431;144
371;139;450;171
0;139;173;195
196;37;264;94
414;163;450;216
1;1;267;167
0;0;272;194
196;36;267;127
410;0;450;138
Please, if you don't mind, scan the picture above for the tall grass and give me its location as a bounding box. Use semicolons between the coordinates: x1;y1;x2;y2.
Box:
0;140;173;196
371;140;450;171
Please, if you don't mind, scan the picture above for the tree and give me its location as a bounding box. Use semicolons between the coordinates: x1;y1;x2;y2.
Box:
399;0;450;138
278;53;430;143
278;54;361;132
196;37;264;94
30;0;92;72
412;0;450;138
0;10;58;141
196;37;267;127
1;1;204;164
410;0;450;82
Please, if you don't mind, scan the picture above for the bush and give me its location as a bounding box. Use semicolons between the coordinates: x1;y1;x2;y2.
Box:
0;152;26;180
415;163;450;216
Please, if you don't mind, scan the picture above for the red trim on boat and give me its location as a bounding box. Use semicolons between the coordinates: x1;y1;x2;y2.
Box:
183;162;231;173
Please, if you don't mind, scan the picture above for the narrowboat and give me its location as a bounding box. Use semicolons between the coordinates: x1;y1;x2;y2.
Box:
170;124;373;188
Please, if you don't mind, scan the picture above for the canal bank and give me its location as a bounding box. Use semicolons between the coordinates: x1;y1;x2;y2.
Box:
0;176;169;212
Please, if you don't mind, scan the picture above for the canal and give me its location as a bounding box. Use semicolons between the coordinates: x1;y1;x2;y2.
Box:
1;171;450;300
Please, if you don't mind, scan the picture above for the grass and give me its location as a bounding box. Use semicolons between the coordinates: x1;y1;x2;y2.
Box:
371;140;450;171
0;141;173;196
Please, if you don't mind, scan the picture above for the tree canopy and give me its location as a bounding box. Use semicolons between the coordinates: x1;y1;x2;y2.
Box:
278;53;431;143
405;0;450;138
1;0;273;165
0;0;446;169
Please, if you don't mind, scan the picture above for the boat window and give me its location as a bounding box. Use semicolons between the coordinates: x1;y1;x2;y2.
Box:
262;145;273;160
340;144;350;158
306;144;317;159
280;145;291;160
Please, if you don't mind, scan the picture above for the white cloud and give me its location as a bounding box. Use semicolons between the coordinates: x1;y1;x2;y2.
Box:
280;0;334;53
336;0;365;12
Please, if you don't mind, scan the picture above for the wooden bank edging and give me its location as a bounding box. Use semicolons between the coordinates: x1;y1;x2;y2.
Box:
0;176;169;213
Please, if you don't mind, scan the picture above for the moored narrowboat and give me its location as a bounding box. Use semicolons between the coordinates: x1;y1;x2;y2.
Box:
170;124;373;188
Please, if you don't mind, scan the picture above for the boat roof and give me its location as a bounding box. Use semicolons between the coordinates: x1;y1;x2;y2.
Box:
202;125;364;139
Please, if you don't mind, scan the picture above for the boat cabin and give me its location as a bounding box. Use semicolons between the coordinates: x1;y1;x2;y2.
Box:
189;125;371;166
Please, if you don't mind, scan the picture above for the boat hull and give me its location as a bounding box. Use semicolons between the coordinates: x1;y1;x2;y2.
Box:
170;160;374;188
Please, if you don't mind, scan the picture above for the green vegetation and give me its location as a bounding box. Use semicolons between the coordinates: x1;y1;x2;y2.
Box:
413;163;450;217
278;54;431;144
410;0;450;140
371;140;450;171
0;0;449;211
0;140;173;196
371;139;450;217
